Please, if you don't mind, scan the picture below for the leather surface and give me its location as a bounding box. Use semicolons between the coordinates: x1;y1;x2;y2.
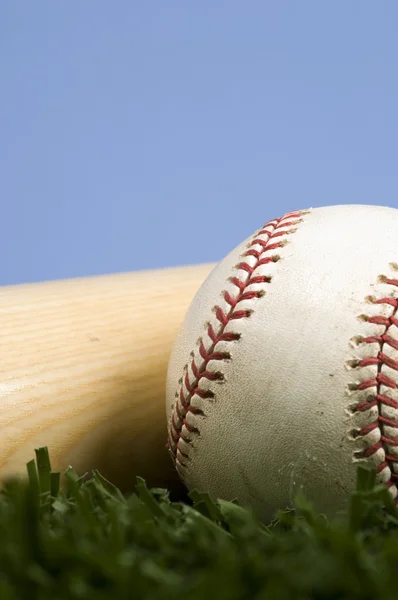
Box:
166;204;398;522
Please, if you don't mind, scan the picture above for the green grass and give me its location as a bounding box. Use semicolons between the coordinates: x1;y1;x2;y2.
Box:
0;448;398;599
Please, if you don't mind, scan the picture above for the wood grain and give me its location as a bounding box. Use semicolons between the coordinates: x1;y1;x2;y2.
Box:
0;263;215;495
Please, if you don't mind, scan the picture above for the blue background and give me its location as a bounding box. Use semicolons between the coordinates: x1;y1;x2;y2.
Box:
2;2;398;286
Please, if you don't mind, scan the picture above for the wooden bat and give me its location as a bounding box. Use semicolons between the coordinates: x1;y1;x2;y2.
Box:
0;263;215;497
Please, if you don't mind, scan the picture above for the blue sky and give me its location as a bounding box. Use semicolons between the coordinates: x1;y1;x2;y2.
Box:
2;2;398;285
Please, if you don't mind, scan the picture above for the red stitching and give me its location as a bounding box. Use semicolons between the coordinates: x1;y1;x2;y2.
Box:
351;279;398;497
166;211;306;468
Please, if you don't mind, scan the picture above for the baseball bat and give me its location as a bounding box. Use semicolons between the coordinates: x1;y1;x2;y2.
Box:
0;263;215;496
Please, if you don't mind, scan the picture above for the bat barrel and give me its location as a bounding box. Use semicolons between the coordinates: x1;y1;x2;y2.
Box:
0;263;215;494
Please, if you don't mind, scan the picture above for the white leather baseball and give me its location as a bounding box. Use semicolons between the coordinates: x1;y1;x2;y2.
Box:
166;204;398;522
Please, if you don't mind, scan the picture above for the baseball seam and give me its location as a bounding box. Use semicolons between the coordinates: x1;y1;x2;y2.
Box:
166;210;308;472
347;263;398;502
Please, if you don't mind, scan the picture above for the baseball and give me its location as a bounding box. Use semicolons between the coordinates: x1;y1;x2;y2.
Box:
165;204;398;522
